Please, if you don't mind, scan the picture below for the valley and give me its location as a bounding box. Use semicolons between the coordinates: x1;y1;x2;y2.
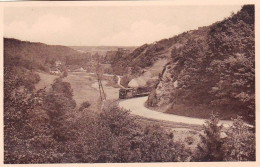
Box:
3;4;255;163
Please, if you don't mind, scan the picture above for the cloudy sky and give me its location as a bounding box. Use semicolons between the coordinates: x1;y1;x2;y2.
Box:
4;5;241;46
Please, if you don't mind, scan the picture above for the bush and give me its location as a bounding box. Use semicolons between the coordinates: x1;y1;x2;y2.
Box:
51;78;74;99
195;114;225;161
195;114;255;162
66;106;191;163
79;101;91;111
4;66;61;163
185;136;194;145
43;79;76;142
62;70;68;78
223;116;255;161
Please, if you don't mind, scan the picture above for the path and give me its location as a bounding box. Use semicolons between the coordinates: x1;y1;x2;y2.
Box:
90;74;252;128
118;96;233;128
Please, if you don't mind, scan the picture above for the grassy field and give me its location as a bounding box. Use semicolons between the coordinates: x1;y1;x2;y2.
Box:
35;71;120;111
63;72;100;111
35;72;58;90
64;72;120;111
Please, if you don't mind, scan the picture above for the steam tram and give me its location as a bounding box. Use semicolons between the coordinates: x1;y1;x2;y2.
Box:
119;87;150;99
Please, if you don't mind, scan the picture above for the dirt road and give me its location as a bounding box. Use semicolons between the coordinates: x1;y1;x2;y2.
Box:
118;96;233;128
90;74;244;128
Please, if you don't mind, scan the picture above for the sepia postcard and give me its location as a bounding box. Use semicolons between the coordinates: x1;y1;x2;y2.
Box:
0;0;259;166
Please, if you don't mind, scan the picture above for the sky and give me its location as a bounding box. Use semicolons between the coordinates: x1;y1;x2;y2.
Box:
4;5;242;46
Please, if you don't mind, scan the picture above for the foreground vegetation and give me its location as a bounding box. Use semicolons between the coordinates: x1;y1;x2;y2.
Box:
4;65;255;163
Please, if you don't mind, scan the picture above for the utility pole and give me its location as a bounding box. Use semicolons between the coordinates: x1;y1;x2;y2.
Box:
95;53;106;101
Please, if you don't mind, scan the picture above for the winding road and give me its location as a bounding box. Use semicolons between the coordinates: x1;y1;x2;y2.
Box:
118;96;233;128
89;73;252;128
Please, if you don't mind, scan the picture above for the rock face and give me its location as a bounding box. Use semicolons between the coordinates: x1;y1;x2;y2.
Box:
149;24;210;107
154;63;177;107
148;5;255;122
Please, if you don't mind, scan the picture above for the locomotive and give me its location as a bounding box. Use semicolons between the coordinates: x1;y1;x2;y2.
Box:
119;87;150;99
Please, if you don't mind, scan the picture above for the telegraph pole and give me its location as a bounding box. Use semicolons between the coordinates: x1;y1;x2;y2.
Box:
95;53;106;101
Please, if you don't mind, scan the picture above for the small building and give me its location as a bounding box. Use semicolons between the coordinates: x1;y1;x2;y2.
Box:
50;66;61;75
50;70;61;74
74;67;86;72
55;60;62;67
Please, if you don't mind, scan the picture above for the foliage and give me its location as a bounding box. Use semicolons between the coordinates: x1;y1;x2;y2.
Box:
148;5;255;122
195;114;255;162
111;51;131;75
79;101;91;111
4;66;62;163
4;65;255;163
195;114;225;161
223;116;255;161
43;78;76;142
4;38;91;72
51;78;74;99
111;32;186;75
70;106;191;163
206;5;255;122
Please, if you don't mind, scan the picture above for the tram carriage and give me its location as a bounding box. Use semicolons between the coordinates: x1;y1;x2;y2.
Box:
119;87;150;99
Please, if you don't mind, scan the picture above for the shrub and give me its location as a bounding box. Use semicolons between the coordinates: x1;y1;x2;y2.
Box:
62;70;68;78
79;101;91;111
195;114;225;161
43;79;76;142
51;78;74;99
185;136;194;145
68;106;191;163
4;66;60;163
223;116;255;161
194;114;255;162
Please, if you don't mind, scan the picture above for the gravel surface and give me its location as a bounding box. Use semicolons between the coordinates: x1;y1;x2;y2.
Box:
119;96;233;128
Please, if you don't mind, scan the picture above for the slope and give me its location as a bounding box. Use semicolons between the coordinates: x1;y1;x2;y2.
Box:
4;38;91;71
147;5;254;123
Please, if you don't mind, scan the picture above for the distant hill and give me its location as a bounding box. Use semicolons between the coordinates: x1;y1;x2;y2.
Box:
4;38;91;71
146;5;254;122
69;46;136;56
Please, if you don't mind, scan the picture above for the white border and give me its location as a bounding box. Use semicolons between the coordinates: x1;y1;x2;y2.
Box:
0;0;258;167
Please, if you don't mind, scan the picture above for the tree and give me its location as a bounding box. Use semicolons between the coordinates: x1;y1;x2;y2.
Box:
195;114;225;161
4;67;61;163
43;79;76;142
223;116;255;161
79;101;91;111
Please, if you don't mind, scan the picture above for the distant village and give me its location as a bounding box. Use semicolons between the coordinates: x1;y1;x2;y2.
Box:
50;48;132;75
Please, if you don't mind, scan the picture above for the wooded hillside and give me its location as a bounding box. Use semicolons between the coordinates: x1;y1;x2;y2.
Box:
4;38;91;71
147;5;255;123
